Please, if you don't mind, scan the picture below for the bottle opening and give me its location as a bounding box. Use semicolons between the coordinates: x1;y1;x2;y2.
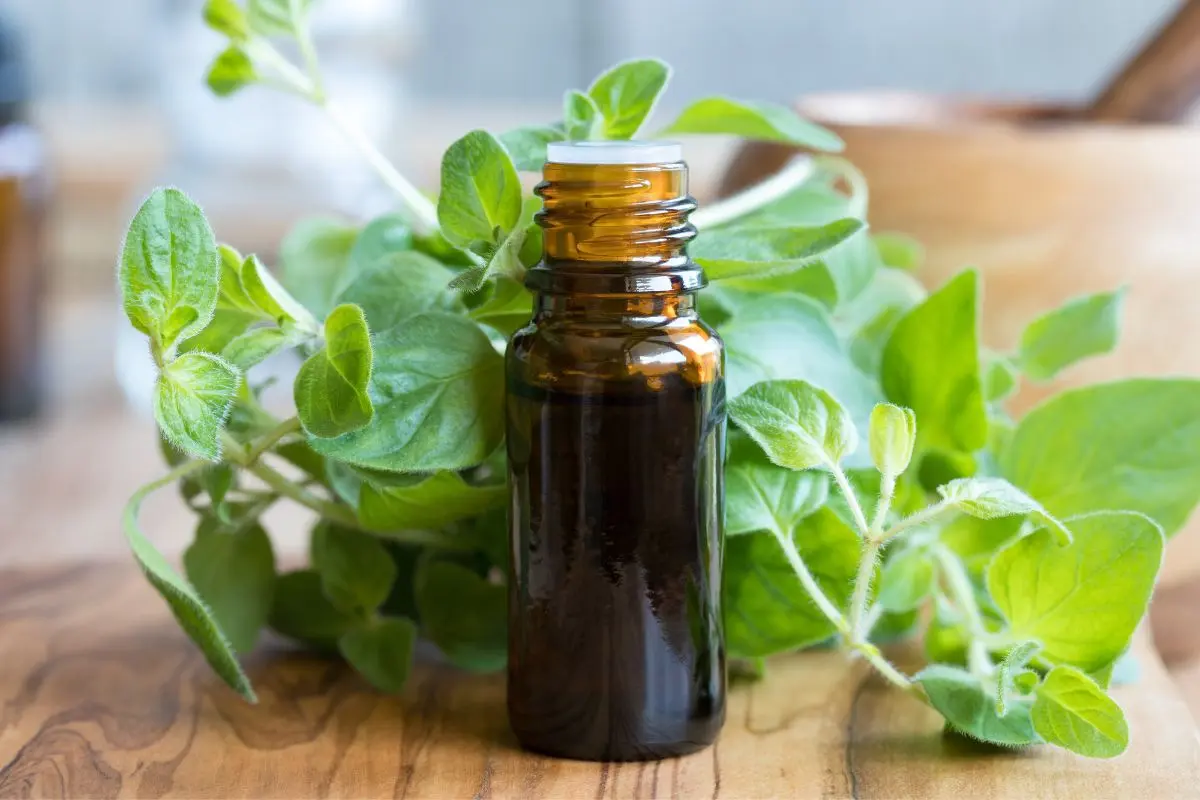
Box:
546;140;683;166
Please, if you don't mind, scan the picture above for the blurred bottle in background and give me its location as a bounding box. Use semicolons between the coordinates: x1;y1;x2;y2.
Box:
0;9;48;423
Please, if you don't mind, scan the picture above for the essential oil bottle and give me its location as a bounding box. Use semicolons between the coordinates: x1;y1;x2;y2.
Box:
505;141;726;762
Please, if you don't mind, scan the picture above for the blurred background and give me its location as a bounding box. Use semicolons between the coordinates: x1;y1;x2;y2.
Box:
1;1;1200;686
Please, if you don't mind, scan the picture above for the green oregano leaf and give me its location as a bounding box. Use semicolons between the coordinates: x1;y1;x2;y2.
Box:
183;521;277;654
987;511;1164;672
207;46;258;98
729;379;858;471
691;219;866;282
562;90;603;140
587;57;671;139
938;476;1072;545
725;435;830;536
336;251;461;334
914;664;1039;747
1032;665;1129;758
310;522;397;618
270;569;358;651
358;471;506;534
415;559;507;672
499;125;565;171
1018;289;1125;382
119;188;221;357
155;352;240;461
280;216;360;319
876;547;935;613
203;0;250;41
437;130;522;248
660;96;844;151
247;0;312;37
338;617;418;694
295;304;374;439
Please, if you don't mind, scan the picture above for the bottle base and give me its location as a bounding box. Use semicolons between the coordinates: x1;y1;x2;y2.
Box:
512;730;719;763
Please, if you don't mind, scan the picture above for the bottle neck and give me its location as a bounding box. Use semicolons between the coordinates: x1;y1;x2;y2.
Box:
532;292;697;324
525;161;705;297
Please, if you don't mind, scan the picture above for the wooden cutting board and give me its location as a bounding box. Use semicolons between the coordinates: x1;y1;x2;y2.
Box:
1;562;1197;799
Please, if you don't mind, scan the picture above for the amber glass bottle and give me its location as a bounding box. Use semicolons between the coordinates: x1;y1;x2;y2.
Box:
505;141;726;762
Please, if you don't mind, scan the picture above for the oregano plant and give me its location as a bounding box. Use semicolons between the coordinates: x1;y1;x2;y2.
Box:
115;0;1200;761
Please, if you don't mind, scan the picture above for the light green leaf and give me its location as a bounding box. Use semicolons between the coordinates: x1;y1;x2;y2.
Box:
1019;290;1125;382
415;559;507;672
338;617;417;694
203;0;250;40
280;216;359;318
183;523;276;654
563;90;603;140
729;379;858;471
660;96;843;151
499;125;564;171
124;478;255;701
310;522;396;617
468;276;532;336
270;569;358;650
869;403;916;479
247;0;311;36
295;304;374;439
120;188;221;355
988;511;1164;672
1001;379;1200;536
155;352;240;461
718;292;882;458
206;46;258;97
983;355;1019;402
336;251;462;333
450;225;530;294
938;477;1072;545
882;270;988;457
872;232;923;271
876;547;935;613
220;327;293;370
308;313;505;472
587;58;671;139
915;664;1039;747
239;254;317;330
334;214;413;298
1002;640;1042;671
725;508;859;657
726;437;829;536
693;219;865;282
1032;665;1129;758
359;471;506;534
437;130;522;248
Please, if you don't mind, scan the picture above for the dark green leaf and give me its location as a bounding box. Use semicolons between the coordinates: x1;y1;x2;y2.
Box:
587;58;671;139
359;471;506;533
726;439;829;536
270;569;358;650
308;313;505;472
183;523;276;654
338;617;418;693
415;559;507;672
295;304;374;439
310;522;397;617
336;251;462;333
660;96;843;151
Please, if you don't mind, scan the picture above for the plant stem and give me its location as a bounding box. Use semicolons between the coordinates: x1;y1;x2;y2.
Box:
291;0;325;101
934;545;995;677
320;101;440;235
690;157;816;230
829;464;871;537
125;461;210;530
870;473;896;536
815;155;869;218
848;537;882;639
769;528;849;635
246;38;316;96
245;417;303;463
880;501;954;545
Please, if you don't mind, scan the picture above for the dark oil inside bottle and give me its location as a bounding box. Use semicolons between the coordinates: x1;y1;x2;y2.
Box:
505;144;726;762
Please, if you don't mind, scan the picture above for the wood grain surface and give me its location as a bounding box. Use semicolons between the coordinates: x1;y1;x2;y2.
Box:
1;562;1197;800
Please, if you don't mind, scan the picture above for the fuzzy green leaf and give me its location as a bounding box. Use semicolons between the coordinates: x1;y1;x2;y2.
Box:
876;548;935;613
468;276;533;336
1032;665;1129;758
247;0;312;36
239;254;317;330
203;0;250;40
280;216;360;318
725;508;859;657
220;327;294;370
729;379;858;471
155;352;240;461
336;251;462;333
310;522;396;618
660;96;844;151
693;219;865;282
338;617;417;694
120;188;221;355
987;511;1164;672
938;476;1071;545
183;523;276;654
308;313;505;472
359;471;506;534
915;665;1039;747
295;304;374;439
725;437;829;536
587;58;671;139
499;125;564;171
1001;379;1200;536
437;130;522;248
562;90;603;140
415;559;507;672
1019;290;1125;382
882;270;988;459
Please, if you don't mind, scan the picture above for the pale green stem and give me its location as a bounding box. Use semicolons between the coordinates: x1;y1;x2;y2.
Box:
690;157;816;230
829;464;871;537
848;537;882;640
769;527;849;636
245;38;316;96
880;501;955;545
934;545;995;678
290;0;325;101
815;155;870;218
245;417;303;464
870;473;896;537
